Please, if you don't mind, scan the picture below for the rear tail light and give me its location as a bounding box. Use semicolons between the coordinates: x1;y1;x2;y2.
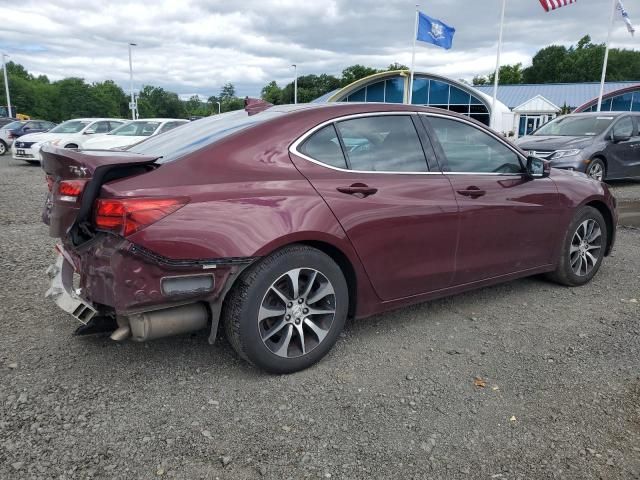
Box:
8;133;15;139
57;180;88;202
94;197;187;237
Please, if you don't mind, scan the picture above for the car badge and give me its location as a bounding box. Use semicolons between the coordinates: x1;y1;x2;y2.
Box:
69;166;89;177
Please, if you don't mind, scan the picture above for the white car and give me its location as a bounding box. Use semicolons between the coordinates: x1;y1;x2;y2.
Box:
11;118;125;163
82;118;189;150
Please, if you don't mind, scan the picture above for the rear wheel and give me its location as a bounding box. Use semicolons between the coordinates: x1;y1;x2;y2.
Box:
547;206;607;286
586;158;605;181
223;245;348;373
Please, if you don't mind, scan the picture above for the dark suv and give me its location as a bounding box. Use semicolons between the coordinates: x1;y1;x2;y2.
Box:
516;112;640;181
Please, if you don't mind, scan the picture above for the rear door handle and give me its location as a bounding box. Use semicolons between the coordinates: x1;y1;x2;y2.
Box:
456;187;486;198
337;184;378;197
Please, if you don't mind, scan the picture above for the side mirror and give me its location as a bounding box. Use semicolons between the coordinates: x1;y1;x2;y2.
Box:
23;127;30;131
526;155;550;179
612;133;631;143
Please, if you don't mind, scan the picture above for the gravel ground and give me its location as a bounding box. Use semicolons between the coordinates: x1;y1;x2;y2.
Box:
608;179;640;202
1;159;639;480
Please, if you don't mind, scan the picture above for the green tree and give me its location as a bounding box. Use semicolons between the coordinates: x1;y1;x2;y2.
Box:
386;62;409;71
340;65;380;87
472;75;488;85
90;80;128;118
137;86;185;118
219;82;236;100
261;81;283;104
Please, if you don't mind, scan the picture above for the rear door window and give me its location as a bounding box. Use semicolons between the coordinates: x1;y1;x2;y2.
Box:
335;115;429;172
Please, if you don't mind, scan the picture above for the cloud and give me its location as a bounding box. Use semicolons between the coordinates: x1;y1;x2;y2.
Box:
0;0;636;98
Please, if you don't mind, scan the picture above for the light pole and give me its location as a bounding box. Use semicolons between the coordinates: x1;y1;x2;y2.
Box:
128;43;137;120
2;53;11;117
292;64;297;104
216;101;221;114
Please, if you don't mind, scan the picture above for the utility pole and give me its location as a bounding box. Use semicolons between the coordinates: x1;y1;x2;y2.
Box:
128;43;137;119
2;53;12;117
597;0;617;112
292;64;298;104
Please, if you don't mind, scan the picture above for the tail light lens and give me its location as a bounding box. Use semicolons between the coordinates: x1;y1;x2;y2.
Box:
94;198;186;237
57;179;88;202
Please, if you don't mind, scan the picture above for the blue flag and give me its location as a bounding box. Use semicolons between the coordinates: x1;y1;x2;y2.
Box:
416;12;455;50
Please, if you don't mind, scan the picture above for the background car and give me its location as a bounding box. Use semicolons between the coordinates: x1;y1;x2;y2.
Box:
82;119;189;150
0;117;18;128
0;120;56;155
11;118;125;163
516;112;640;181
41;104;617;373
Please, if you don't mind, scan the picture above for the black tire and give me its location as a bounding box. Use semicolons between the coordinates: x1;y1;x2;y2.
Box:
0;140;7;156
547;206;608;287
586;158;606;181
223;244;348;373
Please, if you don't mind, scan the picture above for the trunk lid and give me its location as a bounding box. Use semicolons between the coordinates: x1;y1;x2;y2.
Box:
42;146;159;243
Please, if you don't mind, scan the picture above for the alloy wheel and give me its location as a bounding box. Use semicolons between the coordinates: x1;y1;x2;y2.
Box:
587;162;604;181
569;219;603;277
258;268;336;358
0;142;6;155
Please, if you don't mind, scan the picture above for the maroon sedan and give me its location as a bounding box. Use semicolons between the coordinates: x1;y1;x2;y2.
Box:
42;103;617;373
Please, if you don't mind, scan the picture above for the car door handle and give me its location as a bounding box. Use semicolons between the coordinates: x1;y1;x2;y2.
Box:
456;187;486;198
337;184;378;197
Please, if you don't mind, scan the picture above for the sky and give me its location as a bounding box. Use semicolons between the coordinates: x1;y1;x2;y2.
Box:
0;0;638;99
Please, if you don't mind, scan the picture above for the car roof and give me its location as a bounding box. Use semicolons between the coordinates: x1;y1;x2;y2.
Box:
61;118;126;122
565;111;636;118
128;118;188;122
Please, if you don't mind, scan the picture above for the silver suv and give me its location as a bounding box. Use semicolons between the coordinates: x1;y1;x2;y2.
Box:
516;112;640;181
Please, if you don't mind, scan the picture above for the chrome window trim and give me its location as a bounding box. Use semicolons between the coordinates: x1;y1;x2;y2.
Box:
418;112;529;168
289;111;443;175
288;110;529;177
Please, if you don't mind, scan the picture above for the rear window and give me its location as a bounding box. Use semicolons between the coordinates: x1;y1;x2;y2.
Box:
128;110;283;163
50;120;91;134
3;121;24;130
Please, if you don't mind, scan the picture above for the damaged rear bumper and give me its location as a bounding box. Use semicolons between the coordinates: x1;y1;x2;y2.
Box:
45;254;98;324
45;238;256;342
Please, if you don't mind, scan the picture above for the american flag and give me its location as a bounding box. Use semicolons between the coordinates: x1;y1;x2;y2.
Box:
539;0;577;12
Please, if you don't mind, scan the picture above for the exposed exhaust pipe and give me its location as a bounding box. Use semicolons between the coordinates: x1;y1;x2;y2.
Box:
110;303;209;342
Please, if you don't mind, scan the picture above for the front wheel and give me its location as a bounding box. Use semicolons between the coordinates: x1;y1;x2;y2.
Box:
547;206;608;286
586;158;606;181
0;141;7;155
223;245;348;373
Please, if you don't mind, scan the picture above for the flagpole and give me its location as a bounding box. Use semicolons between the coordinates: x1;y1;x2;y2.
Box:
597;0;617;112
408;4;419;104
491;0;506;130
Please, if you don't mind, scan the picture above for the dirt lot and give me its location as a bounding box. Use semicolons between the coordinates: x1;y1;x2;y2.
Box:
1;159;639;480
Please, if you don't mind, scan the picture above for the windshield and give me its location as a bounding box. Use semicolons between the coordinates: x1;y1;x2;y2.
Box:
533;115;615;136
128;110;284;163
109;121;161;137
3;121;24;130
49;120;91;134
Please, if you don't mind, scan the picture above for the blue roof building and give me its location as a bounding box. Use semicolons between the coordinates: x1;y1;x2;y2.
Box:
314;71;640;138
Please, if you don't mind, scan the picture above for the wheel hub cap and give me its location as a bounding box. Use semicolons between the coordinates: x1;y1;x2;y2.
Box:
258;268;337;358
569;219;603;277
